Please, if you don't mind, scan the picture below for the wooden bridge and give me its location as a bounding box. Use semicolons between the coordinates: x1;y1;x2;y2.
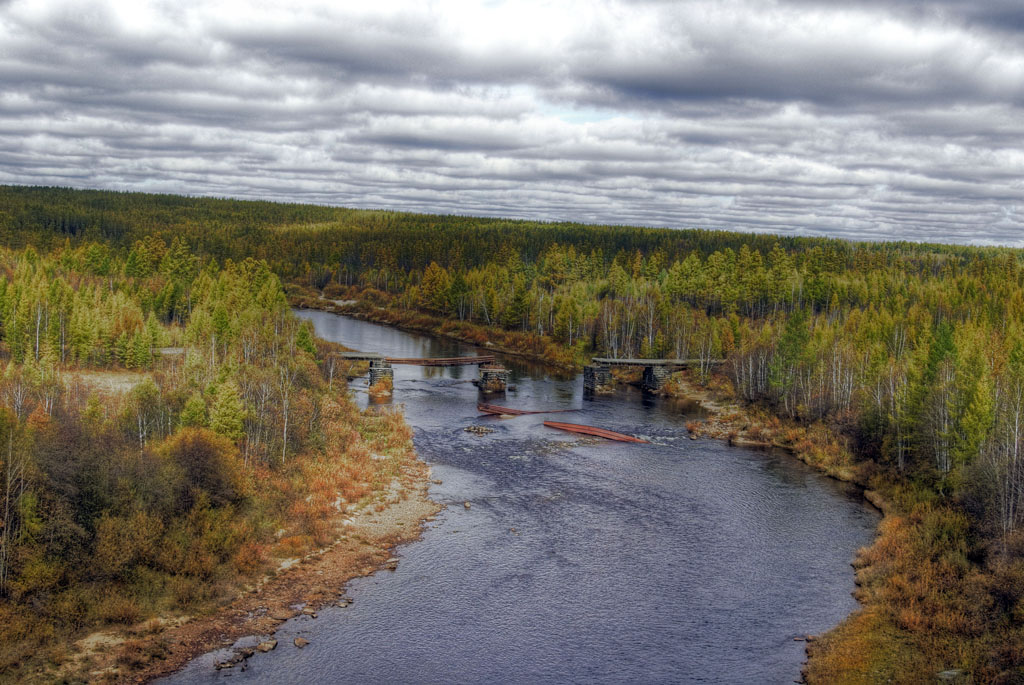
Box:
590;358;705;367
586;357;723;393
387;356;495;366
335;352;495;366
333;352;503;391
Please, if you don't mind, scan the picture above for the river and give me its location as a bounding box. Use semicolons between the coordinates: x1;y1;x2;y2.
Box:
162;310;879;684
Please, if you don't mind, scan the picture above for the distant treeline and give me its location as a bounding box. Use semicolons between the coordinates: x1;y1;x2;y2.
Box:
0;184;1001;280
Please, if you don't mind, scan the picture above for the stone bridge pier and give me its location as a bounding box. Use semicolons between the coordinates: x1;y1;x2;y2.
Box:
368;359;394;387
642;365;673;392
479;364;510;392
583;364;613;393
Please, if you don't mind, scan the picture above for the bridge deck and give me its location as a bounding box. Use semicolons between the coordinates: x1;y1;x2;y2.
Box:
387;356;495;366
333;352;495;366
591;358;702;366
336;352;385;361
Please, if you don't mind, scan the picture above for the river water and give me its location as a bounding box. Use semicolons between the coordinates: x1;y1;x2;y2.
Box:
163;310;879;684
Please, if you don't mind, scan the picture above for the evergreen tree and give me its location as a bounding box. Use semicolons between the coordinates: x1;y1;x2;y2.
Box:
209;381;245;442
296;321;316;356
179;392;207;428
768;308;810;415
419;262;451;313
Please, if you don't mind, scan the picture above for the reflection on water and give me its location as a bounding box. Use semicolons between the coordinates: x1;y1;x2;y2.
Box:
161;310;879;685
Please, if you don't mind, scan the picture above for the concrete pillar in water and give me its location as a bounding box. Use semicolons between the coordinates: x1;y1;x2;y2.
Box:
642;365;671;393
583;364;613;394
479;364;509;393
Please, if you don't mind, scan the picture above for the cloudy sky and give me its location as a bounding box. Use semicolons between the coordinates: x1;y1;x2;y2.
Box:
1;0;1023;244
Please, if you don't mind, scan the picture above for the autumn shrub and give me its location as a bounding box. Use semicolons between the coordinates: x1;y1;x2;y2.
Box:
307;517;334;547
340;478;372;503
276;535;311;557
167;575;211;609
232;542;267;575
47;589;91;633
781;427;804;444
6;552;63;601
322;283;347;298
157;511;226;580
92;512;164;580
116;639;154;668
0;607;51;672
368;376;393;396
810;496;1024;681
745;424;768;441
162;428;246;511
94;588;144;625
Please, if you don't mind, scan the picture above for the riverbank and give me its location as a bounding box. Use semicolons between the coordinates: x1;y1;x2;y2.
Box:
54;460;439;684
35;405;440;685
660;370;1018;682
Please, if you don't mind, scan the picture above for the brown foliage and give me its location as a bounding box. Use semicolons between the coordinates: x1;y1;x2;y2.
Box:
232;542;268;575
162;428;246;511
810;497;1024;682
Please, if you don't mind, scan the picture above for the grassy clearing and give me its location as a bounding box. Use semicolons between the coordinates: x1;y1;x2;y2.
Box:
71;369;150;395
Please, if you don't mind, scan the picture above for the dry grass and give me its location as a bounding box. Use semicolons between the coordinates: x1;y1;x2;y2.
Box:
368;376;393;397
115;638;168;669
71;369;149;395
807;491;1024;682
745;423;769;441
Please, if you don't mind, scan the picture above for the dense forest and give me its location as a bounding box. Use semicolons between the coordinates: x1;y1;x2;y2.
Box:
4;184;1024;680
0;231;413;677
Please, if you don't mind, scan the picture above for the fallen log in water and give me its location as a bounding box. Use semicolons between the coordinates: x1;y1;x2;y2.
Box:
542;421;649;443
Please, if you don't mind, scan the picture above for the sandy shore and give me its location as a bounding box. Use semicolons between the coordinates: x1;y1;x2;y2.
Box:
53;457;441;683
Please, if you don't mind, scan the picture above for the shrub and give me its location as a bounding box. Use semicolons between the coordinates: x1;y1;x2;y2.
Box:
277;535;311;557
48;590;90;633
162;428;245;512
368;376;393;397
746;424;768;441
95;590;144;625
92;511;164;580
168;575;212;609
232;542;268;575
